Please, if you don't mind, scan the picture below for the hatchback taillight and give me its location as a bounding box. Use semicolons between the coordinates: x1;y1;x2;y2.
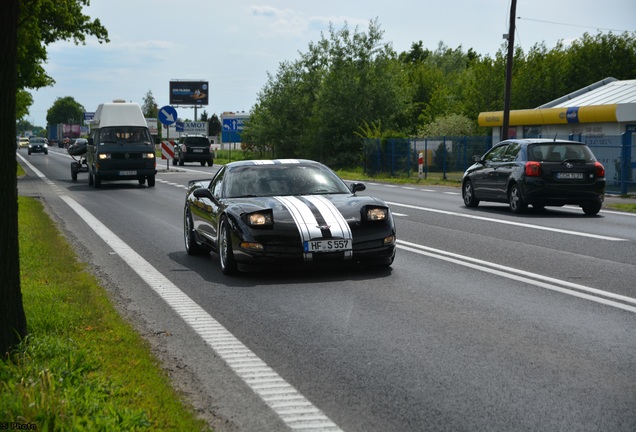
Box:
594;161;605;178
525;161;541;177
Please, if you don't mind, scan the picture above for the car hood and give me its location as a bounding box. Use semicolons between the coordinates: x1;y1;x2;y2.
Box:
231;194;388;240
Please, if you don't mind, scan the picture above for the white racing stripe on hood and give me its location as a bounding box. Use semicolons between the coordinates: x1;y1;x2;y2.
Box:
304;195;352;240
274;196;323;241
274;195;353;261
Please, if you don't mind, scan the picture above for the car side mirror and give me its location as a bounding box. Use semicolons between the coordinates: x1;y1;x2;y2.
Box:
472;155;483;163
350;182;366;193
193;188;214;200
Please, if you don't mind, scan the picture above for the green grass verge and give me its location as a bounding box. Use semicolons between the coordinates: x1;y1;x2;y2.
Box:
1;196;210;431
607;202;636;213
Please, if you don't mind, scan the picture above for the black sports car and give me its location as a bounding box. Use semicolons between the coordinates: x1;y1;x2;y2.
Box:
184;159;396;274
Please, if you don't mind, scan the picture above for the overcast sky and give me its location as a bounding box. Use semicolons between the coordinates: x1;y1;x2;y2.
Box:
27;0;635;127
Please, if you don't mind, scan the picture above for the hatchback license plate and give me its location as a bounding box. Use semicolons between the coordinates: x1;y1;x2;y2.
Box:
556;172;584;179
119;170;137;176
304;239;351;252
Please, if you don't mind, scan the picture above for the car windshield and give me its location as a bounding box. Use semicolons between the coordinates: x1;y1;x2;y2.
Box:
528;143;596;162
99;127;153;146
225;163;351;198
183;137;209;147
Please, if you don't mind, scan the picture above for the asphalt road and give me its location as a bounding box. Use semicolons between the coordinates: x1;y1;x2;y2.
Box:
17;147;636;432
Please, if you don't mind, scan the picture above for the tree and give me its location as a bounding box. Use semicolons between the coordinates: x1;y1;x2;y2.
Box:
1;0;26;357
1;0;108;355
142;90;158;118
46;96;85;125
209;114;222;136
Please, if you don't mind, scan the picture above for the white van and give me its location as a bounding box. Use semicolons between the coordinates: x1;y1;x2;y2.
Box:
87;100;156;188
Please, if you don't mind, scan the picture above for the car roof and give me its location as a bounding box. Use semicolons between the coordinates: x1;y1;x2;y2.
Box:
226;159;323;168
498;138;587;146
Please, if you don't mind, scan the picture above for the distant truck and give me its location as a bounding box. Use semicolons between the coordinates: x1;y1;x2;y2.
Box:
47;123;81;147
86;100;157;188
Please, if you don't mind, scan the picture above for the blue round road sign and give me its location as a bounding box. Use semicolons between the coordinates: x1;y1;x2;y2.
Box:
158;105;178;126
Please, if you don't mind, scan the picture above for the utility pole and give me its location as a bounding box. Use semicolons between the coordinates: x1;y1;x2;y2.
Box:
502;0;517;140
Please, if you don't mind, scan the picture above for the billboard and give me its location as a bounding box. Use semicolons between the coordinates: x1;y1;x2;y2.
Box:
169;81;209;106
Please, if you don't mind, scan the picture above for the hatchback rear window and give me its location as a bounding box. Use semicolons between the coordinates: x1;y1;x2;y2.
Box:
528;144;596;162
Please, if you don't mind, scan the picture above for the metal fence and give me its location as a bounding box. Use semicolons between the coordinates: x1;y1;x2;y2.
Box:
363;133;636;194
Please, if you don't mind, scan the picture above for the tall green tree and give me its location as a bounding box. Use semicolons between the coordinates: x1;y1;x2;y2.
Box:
1;0;108;355
246;19;407;167
563;31;636;91
142;90;159;118
46;96;85;125
1;0;26;358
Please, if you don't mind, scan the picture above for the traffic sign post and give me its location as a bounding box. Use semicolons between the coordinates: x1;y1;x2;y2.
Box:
161;141;175;170
158;105;177;126
158;106;178;170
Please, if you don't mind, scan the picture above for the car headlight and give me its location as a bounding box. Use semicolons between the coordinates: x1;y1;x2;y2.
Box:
98;153;111;160
245;210;274;227
363;206;389;221
143;153;155;159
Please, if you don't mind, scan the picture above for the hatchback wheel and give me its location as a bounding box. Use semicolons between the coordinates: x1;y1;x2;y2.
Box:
462;180;479;207
509;184;527;213
582;202;602;216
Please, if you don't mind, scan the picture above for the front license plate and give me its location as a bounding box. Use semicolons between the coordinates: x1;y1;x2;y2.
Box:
556;172;584;179
304;239;351;252
119;170;137;176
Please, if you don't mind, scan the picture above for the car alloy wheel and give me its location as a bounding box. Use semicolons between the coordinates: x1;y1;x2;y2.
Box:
509;184;527;213
184;207;210;255
219;217;237;275
462;180;479;207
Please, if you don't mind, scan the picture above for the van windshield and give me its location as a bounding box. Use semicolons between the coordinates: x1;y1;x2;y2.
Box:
99;127;152;146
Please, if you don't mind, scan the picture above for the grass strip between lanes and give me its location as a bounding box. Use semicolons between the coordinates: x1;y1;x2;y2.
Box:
1;193;211;431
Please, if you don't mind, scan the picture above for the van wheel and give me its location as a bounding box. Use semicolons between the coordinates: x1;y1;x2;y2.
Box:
147;175;155;187
88;170;94;186
94;173;101;188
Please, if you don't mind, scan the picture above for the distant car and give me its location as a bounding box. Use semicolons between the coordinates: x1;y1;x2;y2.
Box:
17;137;29;148
27;137;49;155
184;159;397;274
462;139;606;215
173;135;214;166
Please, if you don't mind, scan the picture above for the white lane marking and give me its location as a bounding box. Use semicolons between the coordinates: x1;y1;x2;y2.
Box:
386;201;628;241
59;195;343;431
397;240;636;314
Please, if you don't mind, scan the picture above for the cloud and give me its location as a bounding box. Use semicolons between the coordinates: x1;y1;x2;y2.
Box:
248;5;368;37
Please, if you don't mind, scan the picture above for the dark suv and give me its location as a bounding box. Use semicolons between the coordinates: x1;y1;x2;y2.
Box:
173;135;214;166
462;139;606;215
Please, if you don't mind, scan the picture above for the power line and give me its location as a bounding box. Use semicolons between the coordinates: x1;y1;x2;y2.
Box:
517;16;632;33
